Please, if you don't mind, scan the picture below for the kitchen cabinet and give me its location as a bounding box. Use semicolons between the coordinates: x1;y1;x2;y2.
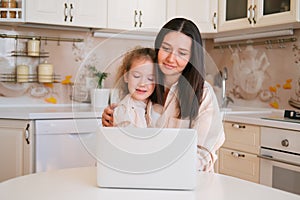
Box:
218;0;299;32
218;122;260;183
167;0;218;33
0;116;98;181
25;0;107;28
107;0;166;31
0;119;34;182
0;0;24;22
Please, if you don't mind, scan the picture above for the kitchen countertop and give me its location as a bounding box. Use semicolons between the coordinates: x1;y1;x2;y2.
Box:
0;104;103;119
1;167;299;200
223;108;300;131
0;105;299;130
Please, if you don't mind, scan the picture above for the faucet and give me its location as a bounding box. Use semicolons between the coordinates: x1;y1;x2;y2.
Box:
221;67;234;108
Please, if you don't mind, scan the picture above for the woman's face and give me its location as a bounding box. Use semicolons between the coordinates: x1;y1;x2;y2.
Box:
124;58;155;102
157;31;192;78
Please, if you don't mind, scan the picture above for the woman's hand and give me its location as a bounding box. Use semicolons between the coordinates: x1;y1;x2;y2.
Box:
101;103;117;127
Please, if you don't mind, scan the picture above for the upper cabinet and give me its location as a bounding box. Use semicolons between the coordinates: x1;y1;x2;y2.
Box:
219;0;299;32
256;0;298;27
0;0;24;22
25;0;107;28
167;0;218;33
107;0;166;32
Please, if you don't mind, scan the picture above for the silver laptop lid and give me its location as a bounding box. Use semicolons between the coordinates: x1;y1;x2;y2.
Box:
96;127;198;190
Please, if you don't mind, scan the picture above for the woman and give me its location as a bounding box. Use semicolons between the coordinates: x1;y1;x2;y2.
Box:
102;18;225;172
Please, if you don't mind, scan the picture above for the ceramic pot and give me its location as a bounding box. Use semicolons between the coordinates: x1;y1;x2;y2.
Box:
90;88;110;108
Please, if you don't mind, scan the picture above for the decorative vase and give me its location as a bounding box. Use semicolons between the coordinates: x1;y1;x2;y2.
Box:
90;88;110;108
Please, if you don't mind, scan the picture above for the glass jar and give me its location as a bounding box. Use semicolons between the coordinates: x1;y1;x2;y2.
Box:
1;0;17;18
38;61;54;83
16;64;29;83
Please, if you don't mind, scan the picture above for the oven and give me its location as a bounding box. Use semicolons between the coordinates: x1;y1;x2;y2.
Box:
259;127;300;195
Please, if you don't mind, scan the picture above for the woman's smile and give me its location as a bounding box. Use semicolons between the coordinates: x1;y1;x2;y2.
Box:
162;62;177;70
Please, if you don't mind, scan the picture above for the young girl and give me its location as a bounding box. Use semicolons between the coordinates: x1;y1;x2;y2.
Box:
113;47;161;127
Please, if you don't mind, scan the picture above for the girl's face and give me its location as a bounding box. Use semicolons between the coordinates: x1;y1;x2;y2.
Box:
125;58;155;102
157;31;192;78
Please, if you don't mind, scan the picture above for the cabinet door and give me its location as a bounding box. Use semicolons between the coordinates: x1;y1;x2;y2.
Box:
107;0;166;31
256;0;298;27
107;0;138;30
219;148;260;183
0;120;34;182
69;0;107;28
168;0;218;33
25;0;65;25
218;0;255;32
137;0;167;31
223;122;260;154
26;0;106;28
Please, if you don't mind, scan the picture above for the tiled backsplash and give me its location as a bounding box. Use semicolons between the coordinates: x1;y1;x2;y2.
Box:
0;25;152;106
205;30;300;111
0;25;299;111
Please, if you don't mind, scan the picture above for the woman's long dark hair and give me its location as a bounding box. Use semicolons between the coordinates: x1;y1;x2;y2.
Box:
151;18;205;120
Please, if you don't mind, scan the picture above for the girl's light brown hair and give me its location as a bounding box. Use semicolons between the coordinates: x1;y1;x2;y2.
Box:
114;46;156;100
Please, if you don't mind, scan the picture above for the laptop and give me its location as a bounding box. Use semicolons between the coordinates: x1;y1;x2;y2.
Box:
96;127;198;190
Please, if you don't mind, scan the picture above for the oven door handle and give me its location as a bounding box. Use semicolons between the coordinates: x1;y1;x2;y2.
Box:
258;154;300;167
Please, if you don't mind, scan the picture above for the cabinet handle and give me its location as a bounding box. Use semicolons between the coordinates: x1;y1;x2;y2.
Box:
25;124;30;145
64;3;68;22
247;5;252;24
258;154;300;167
281;139;289;147
134;10;138;27
231;123;246;129
252;5;256;24
139;10;142;27
231;152;245;158
69;3;74;22
213;12;217;30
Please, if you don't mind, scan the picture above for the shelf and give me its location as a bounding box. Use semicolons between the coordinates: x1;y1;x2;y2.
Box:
0;34;84;43
213;37;297;50
0;31;81;85
11;51;49;58
0;73;61;83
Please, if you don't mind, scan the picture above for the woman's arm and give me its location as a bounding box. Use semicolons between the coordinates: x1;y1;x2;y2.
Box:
101;103;117;127
192;82;225;172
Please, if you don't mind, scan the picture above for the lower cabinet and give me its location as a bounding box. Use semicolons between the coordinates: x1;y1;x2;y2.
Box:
218;122;260;183
0;120;34;182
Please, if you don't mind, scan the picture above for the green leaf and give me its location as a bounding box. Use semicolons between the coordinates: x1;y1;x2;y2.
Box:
86;66;110;88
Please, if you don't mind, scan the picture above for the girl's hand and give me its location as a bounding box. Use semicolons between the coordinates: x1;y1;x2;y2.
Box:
101;103;117;127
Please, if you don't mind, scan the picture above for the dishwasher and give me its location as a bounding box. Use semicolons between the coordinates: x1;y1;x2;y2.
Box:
35;118;100;172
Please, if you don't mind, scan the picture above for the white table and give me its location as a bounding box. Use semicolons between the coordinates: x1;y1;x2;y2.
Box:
0;167;299;200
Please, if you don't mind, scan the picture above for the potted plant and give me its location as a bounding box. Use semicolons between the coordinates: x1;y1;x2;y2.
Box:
88;66;109;89
88;66;110;108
